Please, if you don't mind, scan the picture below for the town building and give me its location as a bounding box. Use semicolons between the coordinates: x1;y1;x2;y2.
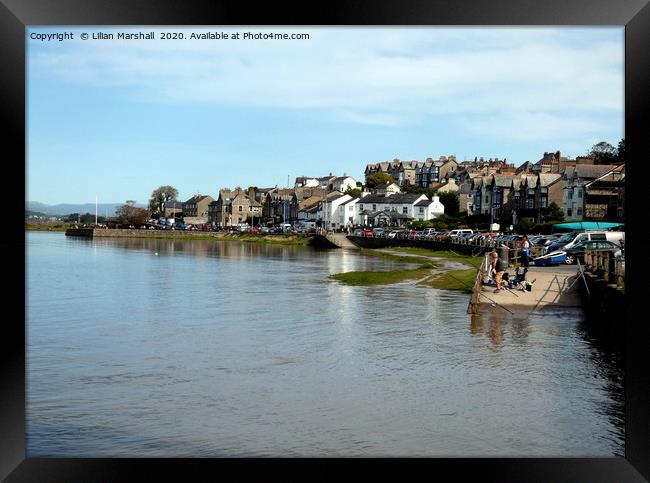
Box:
183;194;214;224
355;192;442;227
562;164;622;220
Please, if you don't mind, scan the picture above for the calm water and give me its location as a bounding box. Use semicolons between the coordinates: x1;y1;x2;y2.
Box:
26;232;624;457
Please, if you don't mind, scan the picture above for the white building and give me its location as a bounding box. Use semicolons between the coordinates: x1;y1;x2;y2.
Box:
414;196;445;221
294;176;320;188
355;192;442;226
318;192;353;230
372;182;402;195
331;176;358;193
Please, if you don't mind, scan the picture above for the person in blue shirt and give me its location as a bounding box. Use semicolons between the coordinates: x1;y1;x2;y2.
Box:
520;235;531;268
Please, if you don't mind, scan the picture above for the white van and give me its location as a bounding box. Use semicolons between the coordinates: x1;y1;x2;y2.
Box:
449;229;473;236
560;231;624;251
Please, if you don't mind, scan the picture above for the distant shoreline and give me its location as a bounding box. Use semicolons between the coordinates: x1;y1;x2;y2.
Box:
54;226;317;246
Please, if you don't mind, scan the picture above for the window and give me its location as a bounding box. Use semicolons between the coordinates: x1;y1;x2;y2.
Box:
372;204;377;211
403;207;408;214
419;207;424;213
567;208;572;216
485;196;489;203
577;189;582;198
567;189;573;200
239;206;243;212
577;207;582;215
359;204;363;210
591;234;606;241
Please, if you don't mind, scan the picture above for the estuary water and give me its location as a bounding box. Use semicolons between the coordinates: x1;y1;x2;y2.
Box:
26;232;624;457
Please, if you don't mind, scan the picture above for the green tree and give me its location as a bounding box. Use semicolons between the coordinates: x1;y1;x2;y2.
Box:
148;185;179;217
345;187;362;198
365;172;395;189
402;185;436;198
515;218;535;234
408;220;434;230
540;202;564;222
439;192;460;217
466;213;491;231
616;138;625;163
588;141;617;165
116;201;149;225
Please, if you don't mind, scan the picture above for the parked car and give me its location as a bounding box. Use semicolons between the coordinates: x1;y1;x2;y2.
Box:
564;240;620;265
353;228;363;236
544;231;582;254
361;228;374;237
546;231;623;254
449;228;473;237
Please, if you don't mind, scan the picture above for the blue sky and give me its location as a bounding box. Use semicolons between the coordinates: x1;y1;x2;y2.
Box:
27;27;624;205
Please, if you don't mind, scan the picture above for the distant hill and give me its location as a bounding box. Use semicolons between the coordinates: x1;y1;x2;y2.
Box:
26;201;147;216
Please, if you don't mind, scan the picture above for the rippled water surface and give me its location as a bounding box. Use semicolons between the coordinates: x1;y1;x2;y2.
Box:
26;232;624;456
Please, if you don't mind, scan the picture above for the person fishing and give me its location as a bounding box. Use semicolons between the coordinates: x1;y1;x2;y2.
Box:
490;248;508;293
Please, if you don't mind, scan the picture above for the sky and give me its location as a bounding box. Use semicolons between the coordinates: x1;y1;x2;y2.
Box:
27;27;624;205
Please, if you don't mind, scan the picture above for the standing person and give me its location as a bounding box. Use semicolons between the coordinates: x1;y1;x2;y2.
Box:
520;235;530;268
490;249;507;293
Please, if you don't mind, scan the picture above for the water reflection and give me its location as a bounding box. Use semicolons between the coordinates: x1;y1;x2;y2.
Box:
26;232;624;457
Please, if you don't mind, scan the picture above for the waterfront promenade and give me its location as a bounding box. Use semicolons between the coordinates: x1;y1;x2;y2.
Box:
474;265;581;315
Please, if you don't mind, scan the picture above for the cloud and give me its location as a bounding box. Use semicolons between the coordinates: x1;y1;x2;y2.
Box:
458;111;616;142
29;27;623;135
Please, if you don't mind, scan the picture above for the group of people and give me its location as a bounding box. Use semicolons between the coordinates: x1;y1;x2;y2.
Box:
489;235;530;293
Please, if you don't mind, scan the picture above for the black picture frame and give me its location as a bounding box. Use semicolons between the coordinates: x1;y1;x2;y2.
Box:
3;0;649;480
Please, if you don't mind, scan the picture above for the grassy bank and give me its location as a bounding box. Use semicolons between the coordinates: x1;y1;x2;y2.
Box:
330;246;481;291
104;232;314;245
417;268;478;293
25;222;69;231
330;266;433;286
387;247;482;292
358;248;444;267
378;246;483;270
216;233;313;246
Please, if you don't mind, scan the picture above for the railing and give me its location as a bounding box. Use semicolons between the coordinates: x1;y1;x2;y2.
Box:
583;250;625;290
467;253;491;314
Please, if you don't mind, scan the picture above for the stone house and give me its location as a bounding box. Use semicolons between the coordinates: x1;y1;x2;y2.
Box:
184;194;214;220
263;189;298;224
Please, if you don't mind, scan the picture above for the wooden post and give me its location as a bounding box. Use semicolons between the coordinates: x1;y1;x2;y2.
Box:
616;258;624;289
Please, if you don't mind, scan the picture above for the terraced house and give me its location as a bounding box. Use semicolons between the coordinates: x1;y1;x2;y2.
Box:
211;188;253;227
562;164;622;221
488;175;516;225
183;194;214;224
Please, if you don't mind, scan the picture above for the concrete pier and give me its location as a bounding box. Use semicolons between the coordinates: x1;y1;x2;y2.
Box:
478;265;583;312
